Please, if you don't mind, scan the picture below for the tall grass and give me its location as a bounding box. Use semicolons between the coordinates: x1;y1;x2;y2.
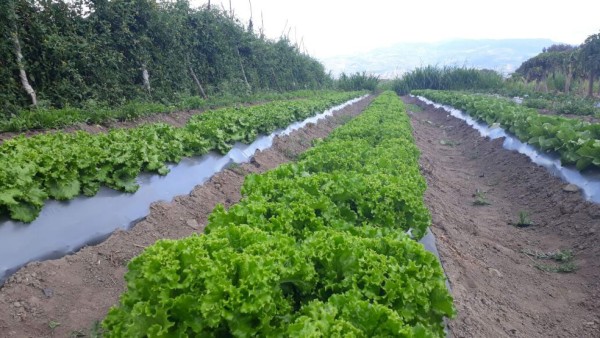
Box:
336;72;380;91
391;66;504;95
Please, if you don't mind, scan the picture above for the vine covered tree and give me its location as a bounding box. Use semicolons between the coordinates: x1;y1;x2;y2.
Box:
515;32;600;97
580;32;600;97
0;0;331;115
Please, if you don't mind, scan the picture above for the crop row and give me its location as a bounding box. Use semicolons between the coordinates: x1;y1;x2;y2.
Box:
520;96;600;117
102;91;455;337
1;90;338;133
0;92;361;223
413;90;600;170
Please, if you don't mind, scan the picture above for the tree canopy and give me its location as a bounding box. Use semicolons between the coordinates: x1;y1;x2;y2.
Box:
0;0;331;115
516;32;600;96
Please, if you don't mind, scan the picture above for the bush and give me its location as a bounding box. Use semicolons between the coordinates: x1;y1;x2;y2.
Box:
336;72;380;91
392;66;504;95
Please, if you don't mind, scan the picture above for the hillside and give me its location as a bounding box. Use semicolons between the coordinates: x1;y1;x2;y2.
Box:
321;39;556;78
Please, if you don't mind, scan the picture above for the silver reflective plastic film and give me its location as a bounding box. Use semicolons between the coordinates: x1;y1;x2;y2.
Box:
0;96;367;283
416;96;600;204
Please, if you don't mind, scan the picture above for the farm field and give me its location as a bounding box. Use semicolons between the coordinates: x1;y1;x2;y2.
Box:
0;94;376;336
0;90;345;143
413;90;600;170
404;96;600;337
2;0;600;336
0;91;360;223
1;88;598;337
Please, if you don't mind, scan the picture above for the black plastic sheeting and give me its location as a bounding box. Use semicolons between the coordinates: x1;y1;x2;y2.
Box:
417;96;600;204
0;96;367;283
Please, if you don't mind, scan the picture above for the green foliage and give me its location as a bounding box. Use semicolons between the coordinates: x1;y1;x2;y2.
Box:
522;248;577;273
521;95;600;116
522;248;573;262
522;97;553;110
0;90;342;132
515;51;566;82
102;92;455;336
0;0;332;116
405;103;424;113
535;262;577;273
514;211;533;227
581;32;600;79
472;190;490;206
0;91;359;222
513;32;600;96
336;72;379;91
414;90;600;171
391;66;504;95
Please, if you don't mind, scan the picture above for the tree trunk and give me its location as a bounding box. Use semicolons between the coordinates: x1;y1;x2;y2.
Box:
564;66;573;93
142;63;151;93
236;47;251;92
588;72;595;98
12;32;37;106
540;73;548;93
189;66;207;99
270;68;281;91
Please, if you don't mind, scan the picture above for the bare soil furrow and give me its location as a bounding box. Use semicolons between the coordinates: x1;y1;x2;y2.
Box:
405;95;600;338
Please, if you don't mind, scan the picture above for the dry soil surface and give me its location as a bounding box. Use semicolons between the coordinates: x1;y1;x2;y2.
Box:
0;95;373;337
405;96;600;338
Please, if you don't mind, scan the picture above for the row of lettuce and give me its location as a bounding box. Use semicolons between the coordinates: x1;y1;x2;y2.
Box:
413;90;600;171
1;90;338;133
518;95;600;117
102;92;455;337
0;91;362;223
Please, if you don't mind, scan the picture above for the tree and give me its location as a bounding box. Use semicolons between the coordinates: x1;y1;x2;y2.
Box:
580;32;600;97
560;49;584;93
0;0;331;114
543;44;575;53
2;0;37;106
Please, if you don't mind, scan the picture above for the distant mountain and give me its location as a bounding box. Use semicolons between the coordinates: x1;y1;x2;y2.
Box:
319;39;556;79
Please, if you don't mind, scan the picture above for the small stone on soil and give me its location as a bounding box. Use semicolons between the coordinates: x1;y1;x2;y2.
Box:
488;268;503;278
562;184;579;193
186;219;199;229
42;288;53;298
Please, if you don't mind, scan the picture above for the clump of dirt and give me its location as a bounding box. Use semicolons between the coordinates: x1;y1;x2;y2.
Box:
404;95;600;338
0;95;373;337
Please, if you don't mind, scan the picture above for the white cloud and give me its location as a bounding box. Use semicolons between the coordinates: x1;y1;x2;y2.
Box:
191;0;600;58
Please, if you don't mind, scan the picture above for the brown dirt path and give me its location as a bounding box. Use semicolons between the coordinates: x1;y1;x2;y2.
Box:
404;96;600;338
0;95;374;337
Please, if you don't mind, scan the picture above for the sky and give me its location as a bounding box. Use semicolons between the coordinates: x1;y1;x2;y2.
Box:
190;0;600;58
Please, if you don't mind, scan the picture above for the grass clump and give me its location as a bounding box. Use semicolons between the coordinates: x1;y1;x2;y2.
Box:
521;248;577;273
510;211;533;227
472;190;491;206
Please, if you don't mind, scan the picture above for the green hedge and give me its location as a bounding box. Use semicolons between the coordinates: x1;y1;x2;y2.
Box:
0;91;359;223
102;91;455;337
413;90;600;170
